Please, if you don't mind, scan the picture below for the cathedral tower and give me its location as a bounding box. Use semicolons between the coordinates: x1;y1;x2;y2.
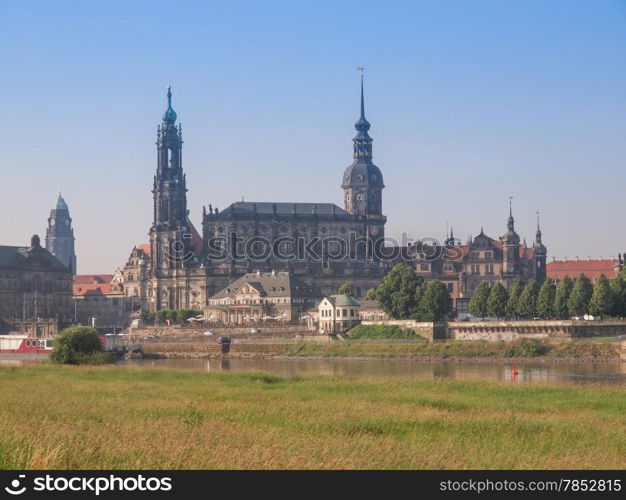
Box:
45;192;76;274
150;87;194;309
341;71;386;257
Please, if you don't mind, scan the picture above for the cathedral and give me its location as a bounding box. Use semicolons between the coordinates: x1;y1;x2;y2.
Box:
121;80;547;315
123;79;389;312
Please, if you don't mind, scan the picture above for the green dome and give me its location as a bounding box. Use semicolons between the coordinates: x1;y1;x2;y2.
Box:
162;86;177;123
55;194;68;211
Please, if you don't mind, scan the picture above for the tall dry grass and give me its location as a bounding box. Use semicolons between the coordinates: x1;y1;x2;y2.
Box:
0;364;624;469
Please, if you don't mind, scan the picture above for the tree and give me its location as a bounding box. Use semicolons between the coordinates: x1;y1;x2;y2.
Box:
155;309;168;324
554;275;573;318
536;280;556;318
589;274;613;318
375;264;424;319
568;274;593;317
337;282;355;296
177;309;201;325
505;277;524;318
419;281;453;321
487;282;508;318
50;326;109;365
364;288;377;301
517;280;539;319
609;274;626;317
469;282;490;319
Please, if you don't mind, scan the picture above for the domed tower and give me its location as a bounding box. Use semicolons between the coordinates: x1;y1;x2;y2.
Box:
150;87;193;301
533;211;547;284
342;71;386;256
45;191;77;274
501;198;520;283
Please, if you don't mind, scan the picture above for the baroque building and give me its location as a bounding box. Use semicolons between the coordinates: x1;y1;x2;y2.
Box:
45;192;77;274
0;235;73;333
404;206;547;314
124;79;389;313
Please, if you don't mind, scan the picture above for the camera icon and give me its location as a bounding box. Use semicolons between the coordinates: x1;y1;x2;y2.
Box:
5;475;26;495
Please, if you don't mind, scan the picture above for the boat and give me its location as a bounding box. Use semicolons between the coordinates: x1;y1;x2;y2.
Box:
0;335;53;354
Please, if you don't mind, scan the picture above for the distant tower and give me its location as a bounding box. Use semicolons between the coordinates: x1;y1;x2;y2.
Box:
533;211;547;284
45;191;77;273
341;69;386;257
501;198;520;284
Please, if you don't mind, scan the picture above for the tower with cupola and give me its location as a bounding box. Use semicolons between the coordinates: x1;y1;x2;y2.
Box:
45;192;77;274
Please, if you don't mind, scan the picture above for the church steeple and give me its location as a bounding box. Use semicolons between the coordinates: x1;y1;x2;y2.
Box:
535;211;543;245
352;69;373;161
152;86;188;232
342;69;384;217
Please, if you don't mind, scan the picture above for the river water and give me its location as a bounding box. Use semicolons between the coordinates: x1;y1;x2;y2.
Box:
2;355;624;384
119;357;626;384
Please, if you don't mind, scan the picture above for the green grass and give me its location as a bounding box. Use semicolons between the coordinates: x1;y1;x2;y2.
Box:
349;324;423;339
0;364;624;469
280;339;620;359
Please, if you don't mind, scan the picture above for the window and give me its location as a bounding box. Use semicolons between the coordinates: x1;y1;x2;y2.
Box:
485;264;494;274
447;283;454;293
420;263;430;271
471;264;480;275
485;251;493;259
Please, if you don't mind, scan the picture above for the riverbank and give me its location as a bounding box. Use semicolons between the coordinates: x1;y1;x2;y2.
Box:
0;364;624;469
141;338;623;362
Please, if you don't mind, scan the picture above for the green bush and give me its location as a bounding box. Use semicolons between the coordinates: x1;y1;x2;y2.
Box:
349;324;423;340
50;327;112;365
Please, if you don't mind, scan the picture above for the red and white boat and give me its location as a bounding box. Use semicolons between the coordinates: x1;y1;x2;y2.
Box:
0;335;53;354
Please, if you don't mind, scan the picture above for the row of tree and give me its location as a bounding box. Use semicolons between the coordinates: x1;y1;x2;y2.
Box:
365;264;453;321
140;309;203;325
469;271;626;319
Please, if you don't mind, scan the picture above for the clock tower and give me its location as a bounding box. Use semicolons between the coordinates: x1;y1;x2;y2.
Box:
45;192;77;274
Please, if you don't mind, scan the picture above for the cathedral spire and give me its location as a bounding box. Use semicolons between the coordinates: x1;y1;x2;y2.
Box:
162;85;177;125
507;196;515;231
353;67;372;160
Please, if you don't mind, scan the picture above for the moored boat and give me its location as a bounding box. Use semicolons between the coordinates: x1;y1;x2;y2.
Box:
0;335;53;354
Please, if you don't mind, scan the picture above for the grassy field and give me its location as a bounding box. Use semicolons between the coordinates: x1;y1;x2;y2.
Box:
280;339;621;360
0;364;624;469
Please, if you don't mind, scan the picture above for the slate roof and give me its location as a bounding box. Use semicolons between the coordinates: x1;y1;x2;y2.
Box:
209;202;347;217
210;271;318;300
0;245;69;272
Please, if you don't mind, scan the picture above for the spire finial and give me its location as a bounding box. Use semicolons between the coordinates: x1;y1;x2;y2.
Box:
357;66;365;119
162;85;177;123
536;210;540;231
354;67;370;134
509;196;513;217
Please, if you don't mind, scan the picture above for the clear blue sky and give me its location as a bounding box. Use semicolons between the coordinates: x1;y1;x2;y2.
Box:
1;0;626;274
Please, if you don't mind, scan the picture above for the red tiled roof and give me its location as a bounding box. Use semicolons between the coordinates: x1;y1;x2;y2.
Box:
73;283;114;296
137;244;151;257
73;274;113;285
547;259;617;281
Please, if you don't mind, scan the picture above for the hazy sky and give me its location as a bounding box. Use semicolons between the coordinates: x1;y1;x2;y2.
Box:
2;0;626;274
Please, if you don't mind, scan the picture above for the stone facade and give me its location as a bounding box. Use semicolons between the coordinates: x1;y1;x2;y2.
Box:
123;82;389;314
205;271;319;325
397;209;547;314
0;235;73;324
318;295;361;333
45;193;77;274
